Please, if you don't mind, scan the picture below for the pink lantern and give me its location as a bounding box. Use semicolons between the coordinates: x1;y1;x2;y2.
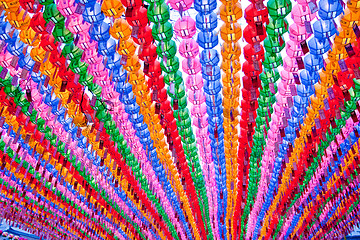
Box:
89;63;108;78
168;0;193;11
84;48;103;65
77;33;97;51
289;23;311;42
286;40;305;58
66;15;91;34
174;16;196;39
280;70;297;85
278;81;293;97
179;39;199;58
283;56;299;72
291;4;316;26
191;105;207;117
193;115;208;128
182;58;201;75
0;51;13;68
188;90;206;105
57;0;78;17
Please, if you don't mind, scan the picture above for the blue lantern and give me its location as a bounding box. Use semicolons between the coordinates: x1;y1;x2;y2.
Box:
90;22;110;42
318;0;344;20
300;69;319;86
98;38;116;56
196;12;218;32
18;54;35;71
197;31;218;49
308;37;331;55
194;0;217;14
7;38;24;56
83;3;105;25
304;54;324;72
313;19;338;39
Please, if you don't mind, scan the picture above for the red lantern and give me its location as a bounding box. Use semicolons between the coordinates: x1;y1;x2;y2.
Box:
40;34;59;52
138;44;157;63
148;75;165;90
133;26;154;46
20;0;42;13
243;24;267;45
30;13;47;34
244;4;269;26
242;75;261;91
337;69;355;90
121;0;143;7
126;7;148;28
50;50;66;68
242;60;263;77
244;43;265;62
146;61;162;78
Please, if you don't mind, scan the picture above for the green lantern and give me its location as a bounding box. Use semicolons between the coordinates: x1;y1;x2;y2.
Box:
177;112;191;128
160;56;180;73
96;108;111;122
174;108;190;121
266;19;289;37
53;24;74;44
264;36;285;54
168;82;186;99
255;116;268;127
39;0;54;5
87;83;102;98
263;52;283;69
4;85;21;98
62;43;83;61
79;73;94;87
43;4;65;25
267;0;292;20
172;95;187;110
69;59;88;75
260;68;280;84
152;22;173;42
156;40;177;58
164;71;183;86
105;120;117;131
257;106;269;117
147;2;170;24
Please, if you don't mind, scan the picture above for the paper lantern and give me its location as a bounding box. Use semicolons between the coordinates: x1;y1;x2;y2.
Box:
101;0;125;18
174;16;196;39
195;12;218;32
169;0;193;10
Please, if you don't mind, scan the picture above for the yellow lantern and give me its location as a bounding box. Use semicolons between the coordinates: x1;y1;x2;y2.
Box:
220;23;242;42
313;83;328;101
347;0;360;14
101;0;125;18
220;2;243;23
73;111;88;127
19;28;40;46
222;73;241;87
319;72;334;87
310;96;324;110
110;18;132;40
221;59;241;73
223;85;240;99
123;56;141;72
0;0;19;12
221;41;241;60
6;9;31;30
340;9;359;29
323;59;340;75
40;59;56;77
30;46;47;62
117;39;137;57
